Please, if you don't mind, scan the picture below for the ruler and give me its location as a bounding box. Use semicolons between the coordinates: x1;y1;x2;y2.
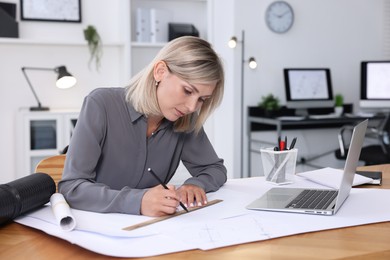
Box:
122;199;223;231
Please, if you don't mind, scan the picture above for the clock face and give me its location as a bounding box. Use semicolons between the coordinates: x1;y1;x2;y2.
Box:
265;1;294;33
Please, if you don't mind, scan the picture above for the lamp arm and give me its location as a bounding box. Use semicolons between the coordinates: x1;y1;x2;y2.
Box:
21;67;55;109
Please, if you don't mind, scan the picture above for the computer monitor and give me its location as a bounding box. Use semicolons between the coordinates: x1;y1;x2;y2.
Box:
359;61;390;111
284;68;334;116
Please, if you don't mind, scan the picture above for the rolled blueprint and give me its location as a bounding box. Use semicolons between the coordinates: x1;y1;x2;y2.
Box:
50;193;76;231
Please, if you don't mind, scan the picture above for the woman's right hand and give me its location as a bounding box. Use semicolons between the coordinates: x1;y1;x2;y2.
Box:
140;185;180;217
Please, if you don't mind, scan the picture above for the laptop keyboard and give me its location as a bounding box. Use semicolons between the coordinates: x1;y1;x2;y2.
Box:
286;189;338;210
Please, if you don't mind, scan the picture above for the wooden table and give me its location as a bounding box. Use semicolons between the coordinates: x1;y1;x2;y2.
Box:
1;164;390;260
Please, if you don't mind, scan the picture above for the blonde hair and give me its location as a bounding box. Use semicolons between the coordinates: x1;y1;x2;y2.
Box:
125;36;224;133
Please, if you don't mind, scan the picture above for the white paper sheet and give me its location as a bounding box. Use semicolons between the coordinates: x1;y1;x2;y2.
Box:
27;205;157;238
297;167;374;188
14;176;390;257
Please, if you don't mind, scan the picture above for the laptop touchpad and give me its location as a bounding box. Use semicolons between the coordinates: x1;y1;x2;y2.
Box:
270;194;293;201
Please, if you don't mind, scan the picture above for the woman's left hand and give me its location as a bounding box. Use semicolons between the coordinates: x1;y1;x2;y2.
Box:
177;184;207;209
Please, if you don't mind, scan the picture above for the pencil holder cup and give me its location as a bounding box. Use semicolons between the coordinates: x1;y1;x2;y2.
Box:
260;148;298;185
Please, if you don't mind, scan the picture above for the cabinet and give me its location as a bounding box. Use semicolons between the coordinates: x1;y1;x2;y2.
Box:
17;109;78;178
127;0;211;76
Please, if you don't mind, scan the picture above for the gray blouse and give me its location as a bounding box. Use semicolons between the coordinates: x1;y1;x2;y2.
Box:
58;88;227;215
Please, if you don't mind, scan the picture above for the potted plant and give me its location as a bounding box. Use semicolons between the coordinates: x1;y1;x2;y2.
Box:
84;25;103;71
334;94;344;116
258;94;280;117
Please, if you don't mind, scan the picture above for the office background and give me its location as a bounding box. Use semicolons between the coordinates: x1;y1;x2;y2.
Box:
0;0;388;183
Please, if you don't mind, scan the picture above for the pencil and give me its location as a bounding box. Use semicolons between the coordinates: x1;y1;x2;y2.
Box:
147;168;189;212
289;137;297;149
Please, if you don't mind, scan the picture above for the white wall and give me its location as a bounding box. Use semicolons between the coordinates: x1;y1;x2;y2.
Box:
238;0;385;107
210;0;236;178
229;0;388;177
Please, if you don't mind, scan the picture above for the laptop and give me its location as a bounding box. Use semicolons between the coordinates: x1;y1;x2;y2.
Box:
247;119;368;216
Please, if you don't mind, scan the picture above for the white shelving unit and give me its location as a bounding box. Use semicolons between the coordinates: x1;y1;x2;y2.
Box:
16;109;79;178
127;0;211;76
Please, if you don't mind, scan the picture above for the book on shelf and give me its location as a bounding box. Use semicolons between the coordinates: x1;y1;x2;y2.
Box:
135;8;151;43
150;8;172;43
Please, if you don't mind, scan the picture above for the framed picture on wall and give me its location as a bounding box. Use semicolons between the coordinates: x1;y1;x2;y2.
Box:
21;0;82;23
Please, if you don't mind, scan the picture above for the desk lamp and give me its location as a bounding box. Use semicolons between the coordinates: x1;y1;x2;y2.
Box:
21;66;77;111
228;30;257;178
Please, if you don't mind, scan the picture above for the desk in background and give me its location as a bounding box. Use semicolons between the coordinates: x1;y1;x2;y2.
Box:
0;164;389;260
247;106;385;177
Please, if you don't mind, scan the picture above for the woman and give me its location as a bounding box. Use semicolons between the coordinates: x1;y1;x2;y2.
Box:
59;36;227;217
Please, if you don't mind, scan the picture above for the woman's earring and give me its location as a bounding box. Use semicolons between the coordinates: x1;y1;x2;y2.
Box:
155;81;160;86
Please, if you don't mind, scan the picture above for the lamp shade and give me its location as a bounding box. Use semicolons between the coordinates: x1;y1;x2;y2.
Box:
228;36;237;48
248;57;257;69
55;66;77;89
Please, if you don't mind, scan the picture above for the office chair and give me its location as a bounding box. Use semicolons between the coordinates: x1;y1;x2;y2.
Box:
335;113;390;165
35;154;66;192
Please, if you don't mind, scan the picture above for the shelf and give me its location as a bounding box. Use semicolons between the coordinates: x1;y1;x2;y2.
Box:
131;42;166;48
30;150;60;156
128;0;209;76
0;37;125;47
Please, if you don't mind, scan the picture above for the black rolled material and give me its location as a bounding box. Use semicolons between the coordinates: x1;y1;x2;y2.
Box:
0;173;55;225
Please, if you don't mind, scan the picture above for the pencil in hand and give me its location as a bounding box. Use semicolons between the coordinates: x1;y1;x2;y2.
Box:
147;168;189;212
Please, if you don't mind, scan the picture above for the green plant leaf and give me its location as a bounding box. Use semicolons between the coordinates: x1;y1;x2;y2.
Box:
83;25;103;71
335;94;344;107
259;94;280;111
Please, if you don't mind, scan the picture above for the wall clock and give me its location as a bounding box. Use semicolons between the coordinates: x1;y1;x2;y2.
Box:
265;1;294;34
